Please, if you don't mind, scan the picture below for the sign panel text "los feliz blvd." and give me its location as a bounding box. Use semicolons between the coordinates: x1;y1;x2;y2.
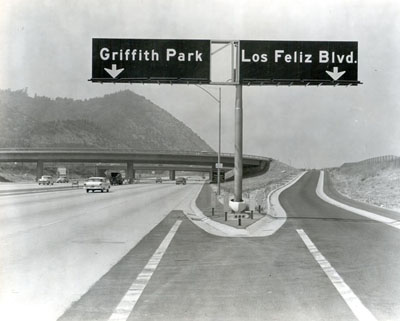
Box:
240;41;359;85
91;39;210;83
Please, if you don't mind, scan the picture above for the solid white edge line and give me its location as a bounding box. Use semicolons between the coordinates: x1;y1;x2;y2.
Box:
317;171;400;230
297;229;378;321
108;219;182;321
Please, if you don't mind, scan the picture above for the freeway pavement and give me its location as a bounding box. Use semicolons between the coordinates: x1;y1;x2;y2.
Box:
2;171;400;321
0;181;204;321
57;171;400;321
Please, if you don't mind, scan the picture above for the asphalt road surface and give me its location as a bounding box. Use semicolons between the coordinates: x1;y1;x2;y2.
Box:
0;181;203;321
2;172;400;321
61;171;400;321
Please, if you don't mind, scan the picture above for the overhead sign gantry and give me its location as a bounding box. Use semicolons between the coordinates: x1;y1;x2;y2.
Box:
90;38;360;210
91;39;359;86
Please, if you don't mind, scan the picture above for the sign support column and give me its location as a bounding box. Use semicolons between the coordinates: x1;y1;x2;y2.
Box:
234;84;243;202
217;87;221;196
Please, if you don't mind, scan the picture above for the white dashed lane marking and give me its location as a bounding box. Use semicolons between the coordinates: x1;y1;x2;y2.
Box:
297;229;377;321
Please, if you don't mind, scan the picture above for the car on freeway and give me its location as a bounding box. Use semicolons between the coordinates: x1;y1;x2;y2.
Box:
175;177;187;185
56;176;69;183
155;177;163;183
38;175;54;185
84;177;111;193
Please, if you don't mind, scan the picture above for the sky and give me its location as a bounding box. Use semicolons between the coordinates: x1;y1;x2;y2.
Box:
0;0;399;168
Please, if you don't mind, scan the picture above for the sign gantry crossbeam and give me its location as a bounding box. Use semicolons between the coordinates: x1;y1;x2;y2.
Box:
90;38;359;86
90;37;361;205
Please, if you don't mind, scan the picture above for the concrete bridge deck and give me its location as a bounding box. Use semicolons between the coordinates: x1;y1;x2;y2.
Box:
0;148;271;181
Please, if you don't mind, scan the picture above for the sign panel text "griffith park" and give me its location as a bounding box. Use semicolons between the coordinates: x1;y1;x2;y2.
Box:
240;41;359;85
91;39;210;84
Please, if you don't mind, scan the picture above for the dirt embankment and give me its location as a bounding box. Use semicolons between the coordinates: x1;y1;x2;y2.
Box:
328;158;400;212
214;160;302;211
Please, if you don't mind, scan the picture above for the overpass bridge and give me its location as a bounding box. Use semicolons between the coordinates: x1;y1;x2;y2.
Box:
0;148;271;181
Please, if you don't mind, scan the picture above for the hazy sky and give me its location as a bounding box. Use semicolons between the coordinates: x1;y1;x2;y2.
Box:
1;0;399;168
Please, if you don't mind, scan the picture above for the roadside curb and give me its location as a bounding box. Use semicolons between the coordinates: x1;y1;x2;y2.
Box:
184;171;307;237
247;171;307;236
317;170;400;230
266;171;307;216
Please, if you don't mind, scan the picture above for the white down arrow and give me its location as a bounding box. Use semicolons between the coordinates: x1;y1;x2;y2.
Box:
104;64;124;78
326;67;346;81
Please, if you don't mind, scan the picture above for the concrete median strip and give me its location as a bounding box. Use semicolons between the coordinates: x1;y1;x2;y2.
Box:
0;185;82;196
316;171;400;230
184;171;307;237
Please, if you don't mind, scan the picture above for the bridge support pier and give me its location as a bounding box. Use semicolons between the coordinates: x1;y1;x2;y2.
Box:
36;160;44;181
209;163;217;182
126;161;135;182
169;170;175;181
95;167;106;177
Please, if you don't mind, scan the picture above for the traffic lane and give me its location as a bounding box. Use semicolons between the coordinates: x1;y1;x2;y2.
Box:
0;183;173;258
0;183;201;321
279;171;400;321
0;183;170;238
58;211;357;321
58;210;185;321
0;183;200;321
0;180;201;237
126;215;357;321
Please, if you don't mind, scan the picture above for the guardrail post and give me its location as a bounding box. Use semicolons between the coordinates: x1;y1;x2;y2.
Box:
223;193;230;221
211;191;217;217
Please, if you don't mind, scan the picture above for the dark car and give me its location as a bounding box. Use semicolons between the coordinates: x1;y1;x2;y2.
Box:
175;177;186;185
110;172;123;185
155;177;162;183
56;176;69;183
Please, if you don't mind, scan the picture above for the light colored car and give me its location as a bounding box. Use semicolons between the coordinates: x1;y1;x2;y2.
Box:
38;175;54;185
84;177;111;193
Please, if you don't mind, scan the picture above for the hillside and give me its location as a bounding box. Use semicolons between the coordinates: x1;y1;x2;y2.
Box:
220;159;301;194
328;156;400;211
0;89;213;151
